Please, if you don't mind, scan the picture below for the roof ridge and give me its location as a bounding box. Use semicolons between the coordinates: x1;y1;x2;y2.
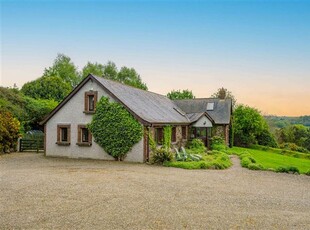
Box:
91;74;169;99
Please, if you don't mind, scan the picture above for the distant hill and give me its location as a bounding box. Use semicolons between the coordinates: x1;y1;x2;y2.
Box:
265;115;310;128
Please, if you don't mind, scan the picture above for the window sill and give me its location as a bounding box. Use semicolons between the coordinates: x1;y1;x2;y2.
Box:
83;111;95;114
56;142;70;146
76;142;92;147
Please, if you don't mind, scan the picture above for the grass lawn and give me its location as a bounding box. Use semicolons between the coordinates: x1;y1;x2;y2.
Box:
228;147;310;174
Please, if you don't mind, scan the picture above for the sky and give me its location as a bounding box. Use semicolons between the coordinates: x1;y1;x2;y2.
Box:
1;0;310;116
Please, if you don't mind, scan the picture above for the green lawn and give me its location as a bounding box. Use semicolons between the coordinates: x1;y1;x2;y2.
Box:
228;147;310;174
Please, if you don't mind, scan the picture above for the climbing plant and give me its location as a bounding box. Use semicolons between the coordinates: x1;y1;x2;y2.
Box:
88;97;143;160
163;126;172;150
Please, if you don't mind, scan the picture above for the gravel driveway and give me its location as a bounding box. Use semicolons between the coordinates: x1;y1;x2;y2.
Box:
0;153;309;229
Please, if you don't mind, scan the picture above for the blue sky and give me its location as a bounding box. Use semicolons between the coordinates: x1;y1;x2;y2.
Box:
1;0;310;115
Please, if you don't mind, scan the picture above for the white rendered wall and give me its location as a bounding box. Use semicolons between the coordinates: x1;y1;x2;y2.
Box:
45;79;144;162
192;116;213;128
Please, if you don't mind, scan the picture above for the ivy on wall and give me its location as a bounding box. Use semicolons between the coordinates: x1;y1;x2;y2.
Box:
88;97;143;160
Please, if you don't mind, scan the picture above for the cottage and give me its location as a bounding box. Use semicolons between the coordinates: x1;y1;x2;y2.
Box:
41;74;232;162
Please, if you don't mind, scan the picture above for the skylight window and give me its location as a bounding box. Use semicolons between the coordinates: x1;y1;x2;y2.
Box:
206;103;214;111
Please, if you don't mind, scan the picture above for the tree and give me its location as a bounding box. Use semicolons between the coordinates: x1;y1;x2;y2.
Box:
82;62;105;78
212;87;237;109
233;105;276;147
21;76;71;102
43;53;81;87
117;67;148;90
0;111;20;153
88;97;143;161
23;97;58;131
103;61;118;80
167;89;195;100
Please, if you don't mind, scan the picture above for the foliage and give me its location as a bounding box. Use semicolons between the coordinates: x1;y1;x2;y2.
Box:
275;124;310;151
103;61;118;80
88;97;143;160
0;86;57;132
175;147;202;161
265;115;310;128
164;152;231;170
227;146;310;174
163;126;172;150
211;136;226;151
151;148;173;164
23;97;58;131
211;87;236;109
279;142;309;153
0;111;20;153
43;53;81;87
186;138;206;154
276;166;299;174
116;67;148;90
233;105;276;148
305;170;310;176
148;130;157;153
21;76;71;102
167;89;195;100
256;131;278;148
82;62;105;78
0;87;25;120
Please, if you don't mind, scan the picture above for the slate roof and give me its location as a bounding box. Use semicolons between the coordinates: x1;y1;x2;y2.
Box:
173;98;232;124
41;74;231;126
92;75;189;124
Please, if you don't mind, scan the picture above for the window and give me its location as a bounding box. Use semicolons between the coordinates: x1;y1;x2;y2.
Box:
182;126;187;139
84;91;98;113
57;125;71;145
171;127;176;142
155;128;163;145
77;125;92;146
206;102;214;111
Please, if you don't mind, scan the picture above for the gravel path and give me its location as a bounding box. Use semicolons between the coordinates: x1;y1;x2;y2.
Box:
1;153;309;229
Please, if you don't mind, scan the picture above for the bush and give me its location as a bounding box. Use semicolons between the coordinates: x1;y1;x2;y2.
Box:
248;163;263;170
186;139;206;153
211;136;227;151
88;97;143;161
305;170;310;176
276;166;300;174
0;111;20;153
151;148;173;164
280;143;309;153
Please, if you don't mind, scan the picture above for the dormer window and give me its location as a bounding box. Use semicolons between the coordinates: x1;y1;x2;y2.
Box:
84;91;98;114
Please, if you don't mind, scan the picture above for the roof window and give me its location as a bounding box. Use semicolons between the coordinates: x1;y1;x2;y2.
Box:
206;103;214;111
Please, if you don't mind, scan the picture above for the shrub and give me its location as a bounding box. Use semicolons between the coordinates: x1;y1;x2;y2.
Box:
211;136;227;151
186;139;206;153
241;157;251;167
248;163;263;170
151;148;173;164
305;170;310;176
276;166;300;174
280;143;309;153
88;97;143;161
0;111;20;153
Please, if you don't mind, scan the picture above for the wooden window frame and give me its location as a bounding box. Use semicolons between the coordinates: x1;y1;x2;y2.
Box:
155;127;163;145
171;127;177;143
84;91;98;114
182;126;187;140
77;125;92;146
56;124;71;146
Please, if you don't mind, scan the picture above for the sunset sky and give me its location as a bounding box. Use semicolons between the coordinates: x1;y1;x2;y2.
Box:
1;0;310;116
